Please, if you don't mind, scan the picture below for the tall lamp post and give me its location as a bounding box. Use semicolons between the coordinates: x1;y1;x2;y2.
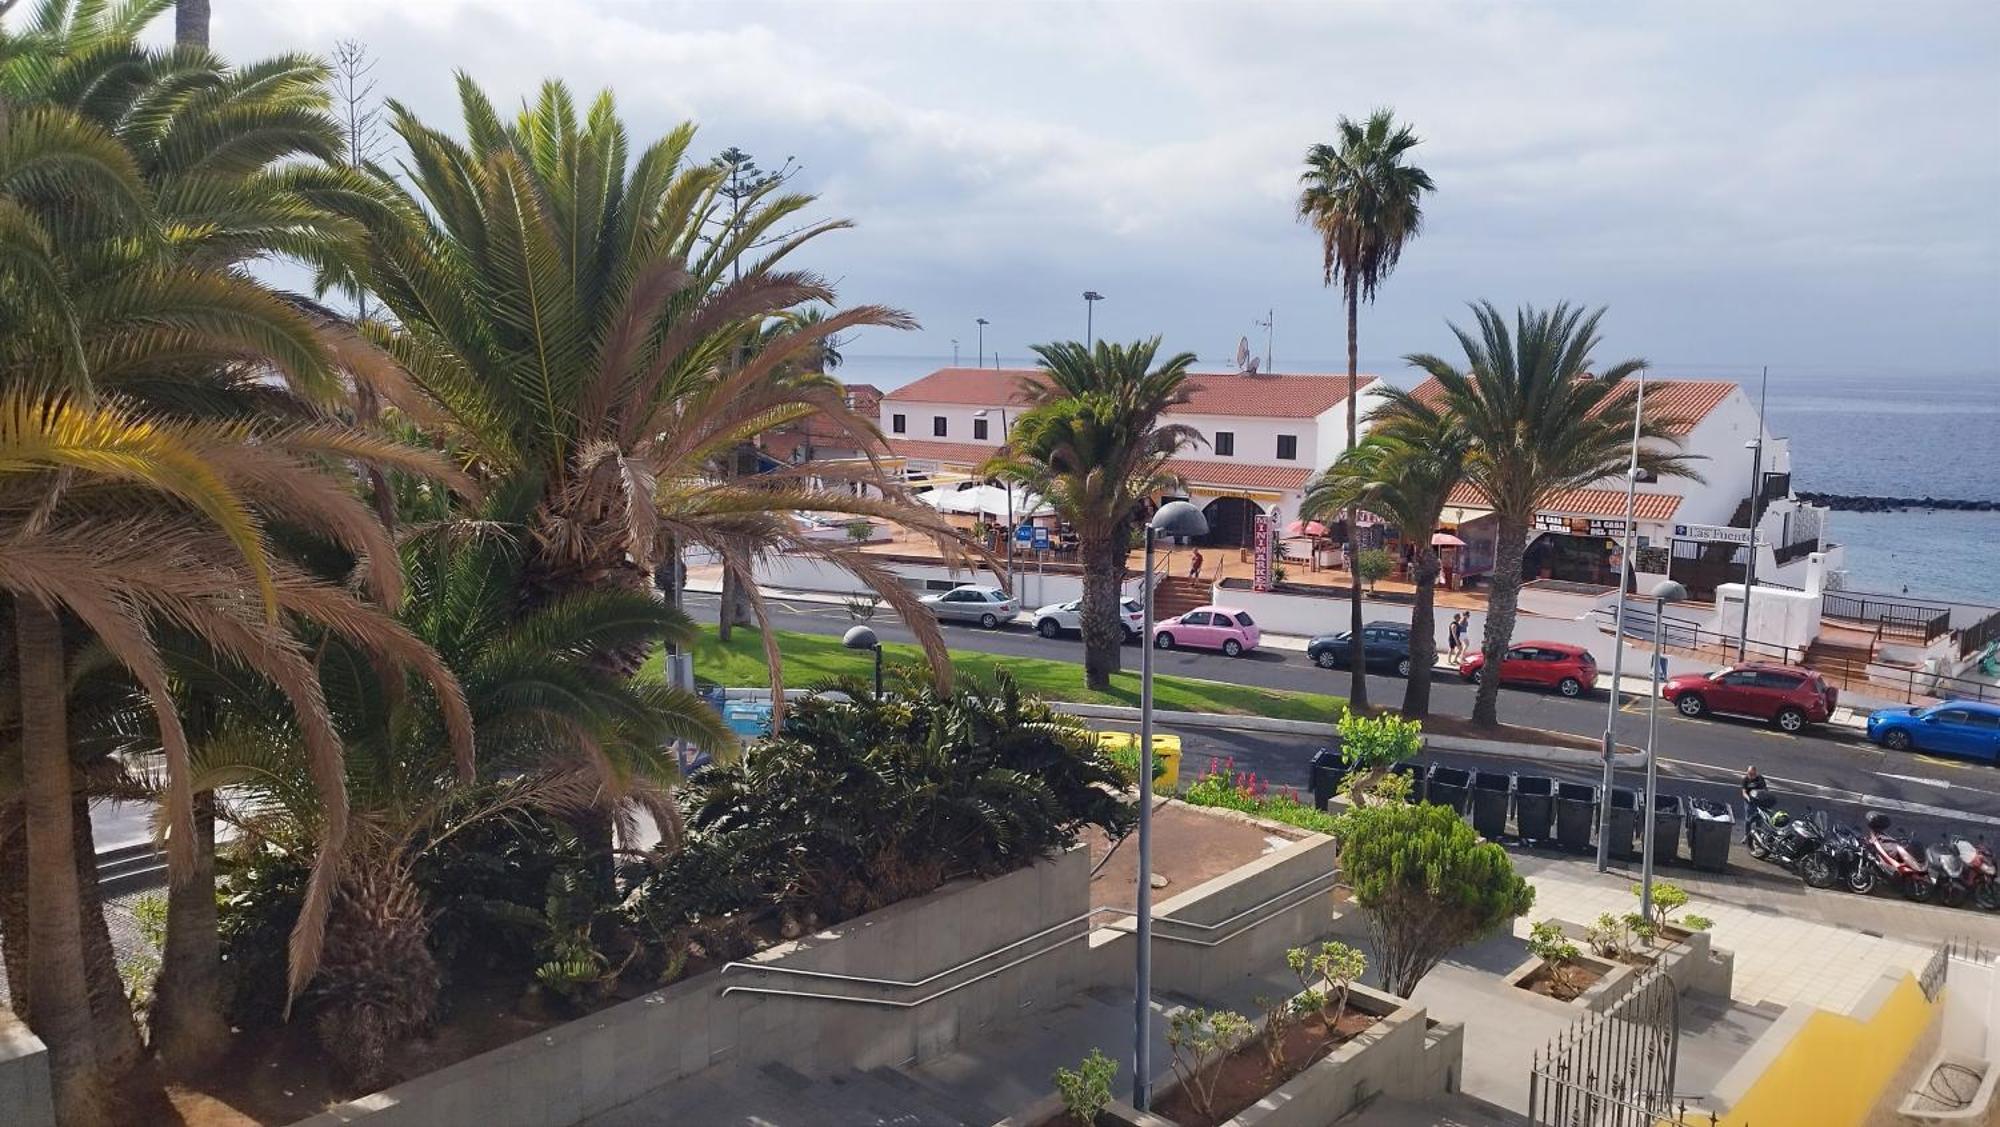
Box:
952;339;960;367
1083;290;1104;348
976;318;990;369
975;408;1015;593
841;624;883;699
1134;500;1209;1109
1598;373;1648;871
1736;437;1763;661
1638;579;1687;922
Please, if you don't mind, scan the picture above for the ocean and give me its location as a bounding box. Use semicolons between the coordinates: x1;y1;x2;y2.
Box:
838;356;2000;607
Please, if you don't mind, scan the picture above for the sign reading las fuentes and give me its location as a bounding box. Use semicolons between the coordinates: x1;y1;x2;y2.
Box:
1674;522;1755;546
1252;515;1273;592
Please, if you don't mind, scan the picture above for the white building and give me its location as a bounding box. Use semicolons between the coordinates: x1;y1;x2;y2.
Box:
877;366;1387;547
1417;376;1842;600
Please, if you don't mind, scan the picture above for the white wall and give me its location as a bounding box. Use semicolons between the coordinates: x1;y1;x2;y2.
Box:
1172;412;1320;471
1713;581;1822;651
880;399;1007;446
1941;956;2000;1057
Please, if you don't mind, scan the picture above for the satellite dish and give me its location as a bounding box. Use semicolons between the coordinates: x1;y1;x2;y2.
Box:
1245;357;1261;375
1233;336;1252;372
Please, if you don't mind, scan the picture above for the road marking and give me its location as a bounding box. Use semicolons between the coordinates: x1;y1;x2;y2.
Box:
1915;755;1971;771
1658;755;2000;828
1880;773;1952;790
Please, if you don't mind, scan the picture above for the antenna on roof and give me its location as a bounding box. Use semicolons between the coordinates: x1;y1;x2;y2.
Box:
1255;309;1273;372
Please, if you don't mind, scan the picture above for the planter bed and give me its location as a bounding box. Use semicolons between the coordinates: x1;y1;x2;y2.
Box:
992;1093;1174;1127
1503;949;1634;1014
1152;1008;1380;1126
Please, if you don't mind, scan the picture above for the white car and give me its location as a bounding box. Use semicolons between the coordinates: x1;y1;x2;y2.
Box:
919;585;1019;628
1032;598;1144;641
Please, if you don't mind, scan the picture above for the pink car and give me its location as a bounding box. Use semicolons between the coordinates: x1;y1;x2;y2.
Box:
1152;605;1261;657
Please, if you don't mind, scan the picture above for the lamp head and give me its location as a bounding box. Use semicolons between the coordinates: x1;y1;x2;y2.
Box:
1083;290;1104;302
842;624;881;651
1149;500;1208;539
1651;580;1689;604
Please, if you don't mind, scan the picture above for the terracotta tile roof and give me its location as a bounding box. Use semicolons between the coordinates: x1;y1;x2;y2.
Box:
884;439;1312;494
1445;483;1683;521
1166;459;1313;493
1406;376;1737;436
884;367;1378;420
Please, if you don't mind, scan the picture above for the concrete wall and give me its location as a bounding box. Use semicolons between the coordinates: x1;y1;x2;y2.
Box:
1149;834;1342;1001
1201;584;1352;639
754;551;1138;612
301;846;1092;1127
0;1010;54;1127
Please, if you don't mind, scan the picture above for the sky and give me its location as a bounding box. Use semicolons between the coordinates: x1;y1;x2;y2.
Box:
193;1;1998;386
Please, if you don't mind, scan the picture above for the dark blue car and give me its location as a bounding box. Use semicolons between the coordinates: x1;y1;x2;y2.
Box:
1867;700;2000;761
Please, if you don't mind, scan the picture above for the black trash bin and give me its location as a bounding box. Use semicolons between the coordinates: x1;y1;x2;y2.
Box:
1471;771;1512;839
1390;760;1425;804
1554;782;1596;851
1605;787;1639;859
1428;765;1472;815
1686;797;1735;872
1515;775;1556;843
1649;794;1685;864
1310;746;1348;811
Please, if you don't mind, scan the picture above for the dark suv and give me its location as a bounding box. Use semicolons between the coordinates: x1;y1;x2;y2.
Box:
1660;663;1838;733
1307;621;1415;678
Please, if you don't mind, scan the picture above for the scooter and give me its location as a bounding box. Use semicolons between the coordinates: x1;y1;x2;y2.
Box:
1855;811;1933;900
1925;835;2000;910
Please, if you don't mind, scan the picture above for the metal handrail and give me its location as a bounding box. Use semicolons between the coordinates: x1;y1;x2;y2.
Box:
716;868;1343;1006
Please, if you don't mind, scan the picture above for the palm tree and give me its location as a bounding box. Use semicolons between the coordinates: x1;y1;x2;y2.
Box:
1302;408;1471;718
171;487;727;1084
1298;110;1436;710
1381;302;1701;726
989;339;1200;690
334;76;961;682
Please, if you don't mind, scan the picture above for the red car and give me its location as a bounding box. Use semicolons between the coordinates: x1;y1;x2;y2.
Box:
1459;641;1599;698
1661;663;1838;733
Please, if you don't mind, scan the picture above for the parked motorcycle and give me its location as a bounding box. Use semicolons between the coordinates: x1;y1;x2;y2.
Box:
1923;835;2000;910
1855;811;1933;901
1745;802;1828;874
1798;816;1863;891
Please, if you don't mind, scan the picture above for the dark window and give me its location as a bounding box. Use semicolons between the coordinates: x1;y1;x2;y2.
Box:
1720;670;1760;686
973;417;988;441
1276;434;1298;461
1506;648;1532;661
1181;611;1212;626
1755;672;1805;690
1938;710;1972;725
892;413;906;434
933;416;948;437
1214;431;1235;456
1234;613;1256;628
1966;713;2000;729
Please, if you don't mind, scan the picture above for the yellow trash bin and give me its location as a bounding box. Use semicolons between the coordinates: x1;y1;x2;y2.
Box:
1096;731;1183;793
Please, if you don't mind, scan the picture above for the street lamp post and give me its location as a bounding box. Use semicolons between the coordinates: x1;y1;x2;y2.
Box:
1083;290;1104;348
1639;579;1687;923
841;624;883;699
976;318;990;369
952;339;959;367
1599;373;1647;871
1134;500;1208;1109
1737;437;1763;661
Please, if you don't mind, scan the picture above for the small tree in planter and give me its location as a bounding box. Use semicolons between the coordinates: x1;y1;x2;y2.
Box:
1287;940;1368;1031
1527;920;1584;1000
845;518;873;542
1053;1048;1117;1126
1586;912;1632;961
1336;802;1535;996
1335;708;1423;807
1166;1008;1252;1122
1354;548;1393;593
1631;881;1714;938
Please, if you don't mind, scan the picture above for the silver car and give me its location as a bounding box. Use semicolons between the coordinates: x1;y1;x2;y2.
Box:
1032;598;1144;640
919;585;1019;629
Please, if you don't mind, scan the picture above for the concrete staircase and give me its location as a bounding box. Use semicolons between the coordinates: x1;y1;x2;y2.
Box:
95;841;167;895
1805;633;1875;675
1153;575;1210;619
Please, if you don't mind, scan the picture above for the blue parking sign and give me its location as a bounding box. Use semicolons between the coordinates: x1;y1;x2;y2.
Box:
1032;527;1050;551
1014;524;1033;545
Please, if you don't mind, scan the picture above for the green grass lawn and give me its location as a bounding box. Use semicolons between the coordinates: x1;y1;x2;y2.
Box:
660;626;1345;724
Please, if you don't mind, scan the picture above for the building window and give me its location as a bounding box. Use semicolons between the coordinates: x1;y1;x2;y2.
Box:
1214;431;1235;457
891;413;906;434
973;417;988;441
933;416;948;437
1276;434;1297;461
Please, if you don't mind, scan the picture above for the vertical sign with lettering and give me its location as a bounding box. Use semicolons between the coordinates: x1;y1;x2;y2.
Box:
1252;514;1273;592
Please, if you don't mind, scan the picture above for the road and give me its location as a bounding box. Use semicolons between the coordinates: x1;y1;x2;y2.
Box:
686;590;2000;836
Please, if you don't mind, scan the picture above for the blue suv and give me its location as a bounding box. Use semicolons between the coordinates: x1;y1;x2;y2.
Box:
1867;701;2000;761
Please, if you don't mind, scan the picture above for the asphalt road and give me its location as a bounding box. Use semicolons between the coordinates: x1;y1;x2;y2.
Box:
687;590;2000;833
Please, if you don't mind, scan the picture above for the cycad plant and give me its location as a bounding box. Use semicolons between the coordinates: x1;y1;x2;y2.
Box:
989;339;1201;690
1379;302;1700;726
1302;406;1471;718
332;75;961;684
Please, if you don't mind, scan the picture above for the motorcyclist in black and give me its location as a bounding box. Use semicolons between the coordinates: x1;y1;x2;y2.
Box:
1742;766;1771;843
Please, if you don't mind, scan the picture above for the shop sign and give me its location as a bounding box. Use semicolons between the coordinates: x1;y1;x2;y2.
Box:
1535;512;1628;536
1252;515;1273;592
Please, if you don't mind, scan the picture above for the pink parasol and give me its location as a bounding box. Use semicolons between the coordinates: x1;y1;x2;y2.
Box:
1284;519;1330;537
1432;532;1468;547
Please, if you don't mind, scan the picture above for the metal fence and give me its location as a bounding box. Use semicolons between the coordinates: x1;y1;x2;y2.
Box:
1823;592;1953;644
1529;965;1719;1126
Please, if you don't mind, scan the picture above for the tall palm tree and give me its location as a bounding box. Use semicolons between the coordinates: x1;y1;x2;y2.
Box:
1381;302;1700;726
1298;110;1436;710
1302;409;1471;718
989;339;1200;690
333;76;961;685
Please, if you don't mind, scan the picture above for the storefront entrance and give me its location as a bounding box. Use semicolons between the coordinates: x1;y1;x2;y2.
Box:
1198;496;1261;548
1523;531;1620;587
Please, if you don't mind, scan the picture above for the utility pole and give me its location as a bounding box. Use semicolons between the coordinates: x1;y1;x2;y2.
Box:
1256;308;1274;371
1083;290;1104;348
976;318;990;369
952;339;959;367
1736;366;1770;661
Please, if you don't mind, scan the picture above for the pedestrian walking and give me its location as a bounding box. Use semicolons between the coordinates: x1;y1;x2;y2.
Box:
1445;613;1463;662
1188;549;1204;579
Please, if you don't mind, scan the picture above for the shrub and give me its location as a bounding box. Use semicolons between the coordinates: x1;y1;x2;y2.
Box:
1355;548;1394;592
216;846;312;1030
1183;758;1339;834
1631;880;1710;935
1336;802;1534;996
1287;941;1366;1029
1335;709;1422;806
844;518;873;542
1054;1048;1118;1124
1528;920;1584;1000
1585;912;1631;961
1166;1008;1252;1121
